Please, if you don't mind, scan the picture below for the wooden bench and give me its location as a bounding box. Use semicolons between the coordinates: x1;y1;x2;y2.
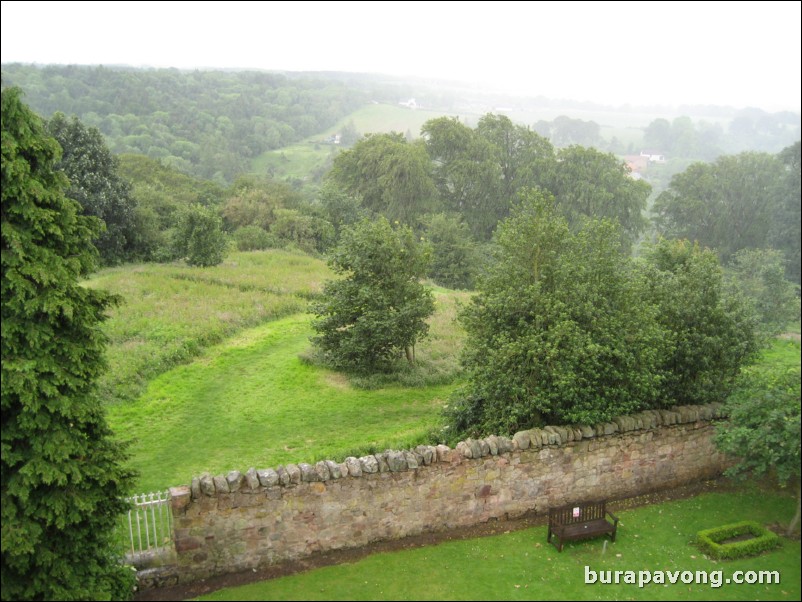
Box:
547;500;619;552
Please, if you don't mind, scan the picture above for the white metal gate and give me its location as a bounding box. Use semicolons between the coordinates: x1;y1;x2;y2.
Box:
124;490;173;559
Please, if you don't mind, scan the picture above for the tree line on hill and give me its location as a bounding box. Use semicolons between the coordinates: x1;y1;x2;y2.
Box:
27;99;802;296
3;64;799;187
1;63;367;182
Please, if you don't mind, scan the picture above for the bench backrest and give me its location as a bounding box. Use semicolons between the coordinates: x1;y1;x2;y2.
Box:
549;501;607;526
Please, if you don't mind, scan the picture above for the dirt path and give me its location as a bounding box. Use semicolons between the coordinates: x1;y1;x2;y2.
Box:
135;477;746;601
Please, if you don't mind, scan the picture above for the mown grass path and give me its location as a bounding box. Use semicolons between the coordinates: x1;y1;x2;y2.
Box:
109;314;452;492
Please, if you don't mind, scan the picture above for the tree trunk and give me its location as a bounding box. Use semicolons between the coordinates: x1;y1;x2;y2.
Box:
788;480;801;537
405;345;414;365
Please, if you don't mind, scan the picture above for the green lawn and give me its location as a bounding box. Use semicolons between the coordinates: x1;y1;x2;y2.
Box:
196;488;800;601
108;314;453;492
250;142;338;181
92;250;468;492
321;103;462;139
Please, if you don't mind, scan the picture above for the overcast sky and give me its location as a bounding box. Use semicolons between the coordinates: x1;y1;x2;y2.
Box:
2;0;800;111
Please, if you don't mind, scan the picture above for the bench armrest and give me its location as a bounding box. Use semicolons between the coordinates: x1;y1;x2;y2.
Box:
606;510;619;525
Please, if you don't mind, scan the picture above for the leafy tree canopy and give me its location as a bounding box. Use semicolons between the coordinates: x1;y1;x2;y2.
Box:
653;151;787;263
173;203;228;267
774;141;801;283
725;248;800;338
2;64;367;182
716;365;801;536
46;112;141;264
544;145;651;249
638;239;760;407
422;212;478;290
448;190;667;434
446;192;759;438
328;133;439;226
310;217;434;373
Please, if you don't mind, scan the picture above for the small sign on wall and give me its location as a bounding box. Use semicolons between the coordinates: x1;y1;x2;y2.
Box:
573;507;581;518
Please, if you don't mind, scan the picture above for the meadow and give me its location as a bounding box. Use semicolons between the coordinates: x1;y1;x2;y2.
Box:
86;250;333;405
94;249;799;498
195;487;800;601
95;250;469;492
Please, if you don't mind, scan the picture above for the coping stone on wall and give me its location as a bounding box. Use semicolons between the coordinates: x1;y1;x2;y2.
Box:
186;403;725;499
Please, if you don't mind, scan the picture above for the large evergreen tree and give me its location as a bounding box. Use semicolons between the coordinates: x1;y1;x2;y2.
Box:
1;87;135;600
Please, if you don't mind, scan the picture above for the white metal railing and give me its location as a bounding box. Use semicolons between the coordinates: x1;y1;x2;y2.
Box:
123;490;173;558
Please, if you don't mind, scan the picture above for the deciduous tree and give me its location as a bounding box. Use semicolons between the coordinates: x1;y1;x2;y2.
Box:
544;145;650;249
716;366;801;536
173;203;228;267
46;112;141;264
448;191;666;434
422;212;478;290
653;152;785;263
310;217;434;373
328;133;438;226
639;239;759;407
773;141;801;283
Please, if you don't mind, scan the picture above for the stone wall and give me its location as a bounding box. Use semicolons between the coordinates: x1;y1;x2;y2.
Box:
166;403;728;584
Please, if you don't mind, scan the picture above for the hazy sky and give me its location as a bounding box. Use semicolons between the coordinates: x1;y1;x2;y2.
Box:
2;0;800;111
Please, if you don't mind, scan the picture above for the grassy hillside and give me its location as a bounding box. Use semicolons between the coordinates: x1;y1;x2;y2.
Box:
251;103;463;180
1;63;367;182
322;103;465;138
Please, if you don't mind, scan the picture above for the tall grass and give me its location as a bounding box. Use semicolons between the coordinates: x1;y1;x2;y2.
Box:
85;250;333;403
90;251;470;491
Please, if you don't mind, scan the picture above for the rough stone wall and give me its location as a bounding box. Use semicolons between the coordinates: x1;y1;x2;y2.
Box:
167;403;728;584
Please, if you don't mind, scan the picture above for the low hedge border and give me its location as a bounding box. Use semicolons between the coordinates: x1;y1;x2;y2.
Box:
697;520;780;560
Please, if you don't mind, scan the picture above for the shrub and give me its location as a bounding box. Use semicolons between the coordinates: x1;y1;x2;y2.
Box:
173;203;228;267
696;521;780;560
234;225;275;251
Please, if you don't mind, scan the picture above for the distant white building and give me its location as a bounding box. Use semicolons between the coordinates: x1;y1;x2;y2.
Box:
640;150;666;163
399;98;418;110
